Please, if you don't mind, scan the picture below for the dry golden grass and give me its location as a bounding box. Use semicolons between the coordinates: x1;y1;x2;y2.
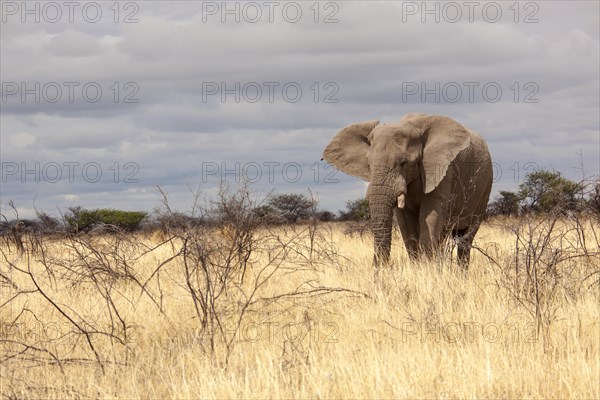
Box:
1;219;599;399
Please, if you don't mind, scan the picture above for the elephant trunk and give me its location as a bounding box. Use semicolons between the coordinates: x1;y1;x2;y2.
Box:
367;185;396;266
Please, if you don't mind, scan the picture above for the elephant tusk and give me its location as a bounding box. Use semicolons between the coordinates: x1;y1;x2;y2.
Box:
397;194;405;209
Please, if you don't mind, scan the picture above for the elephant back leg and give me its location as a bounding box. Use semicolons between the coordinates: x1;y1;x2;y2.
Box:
454;225;479;268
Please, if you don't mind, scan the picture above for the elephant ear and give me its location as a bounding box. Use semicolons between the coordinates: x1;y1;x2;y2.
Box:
415;115;471;194
322;120;379;181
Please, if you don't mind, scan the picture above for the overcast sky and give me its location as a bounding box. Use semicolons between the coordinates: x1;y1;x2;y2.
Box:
1;0;599;219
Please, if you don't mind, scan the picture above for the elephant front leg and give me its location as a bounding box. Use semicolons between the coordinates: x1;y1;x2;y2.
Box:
395;208;419;259
418;207;447;258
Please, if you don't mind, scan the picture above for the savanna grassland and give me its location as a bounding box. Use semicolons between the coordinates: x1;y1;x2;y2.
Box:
1;214;599;399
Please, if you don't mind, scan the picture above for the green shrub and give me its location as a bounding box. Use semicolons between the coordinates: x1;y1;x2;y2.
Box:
66;207;147;233
338;198;370;221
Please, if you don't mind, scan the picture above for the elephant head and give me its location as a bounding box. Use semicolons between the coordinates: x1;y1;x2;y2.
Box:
323;114;471;264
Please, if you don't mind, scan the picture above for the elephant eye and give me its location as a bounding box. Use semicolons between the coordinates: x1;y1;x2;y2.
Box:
399;158;408;167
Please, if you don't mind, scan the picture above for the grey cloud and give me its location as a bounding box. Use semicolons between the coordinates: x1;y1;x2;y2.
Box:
43;29;101;57
1;1;598;218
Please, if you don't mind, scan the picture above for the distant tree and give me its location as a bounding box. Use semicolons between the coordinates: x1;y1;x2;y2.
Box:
315;210;336;222
149;211;204;232
267;193;315;223
339;198;370;221
588;180;600;214
64;206;84;232
65;207;147;232
35;211;60;231
250;204;278;223
487;191;520;216
518;170;582;213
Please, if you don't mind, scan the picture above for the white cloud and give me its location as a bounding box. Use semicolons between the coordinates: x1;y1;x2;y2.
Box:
8;132;36;148
62;194;79;202
43;29;101;57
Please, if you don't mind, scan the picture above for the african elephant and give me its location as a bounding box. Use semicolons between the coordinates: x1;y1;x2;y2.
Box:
323;113;492;268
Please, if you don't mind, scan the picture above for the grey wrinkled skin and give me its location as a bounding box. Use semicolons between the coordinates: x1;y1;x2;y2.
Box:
323;113;493;268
